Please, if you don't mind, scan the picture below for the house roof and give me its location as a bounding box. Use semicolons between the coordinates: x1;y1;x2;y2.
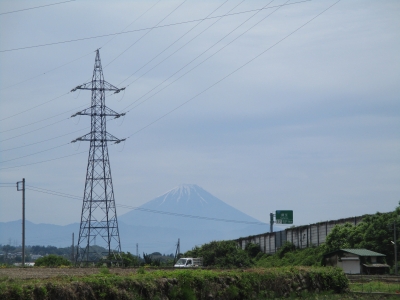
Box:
324;248;386;257
362;264;390;268
341;249;386;257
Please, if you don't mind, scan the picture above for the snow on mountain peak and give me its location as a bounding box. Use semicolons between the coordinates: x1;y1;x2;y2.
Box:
160;184;208;205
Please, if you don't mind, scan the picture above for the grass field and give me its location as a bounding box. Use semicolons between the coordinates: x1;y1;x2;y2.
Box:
349;281;400;294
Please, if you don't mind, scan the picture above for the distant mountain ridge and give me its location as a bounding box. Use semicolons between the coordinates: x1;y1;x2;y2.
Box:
118;184;266;231
1;184;271;253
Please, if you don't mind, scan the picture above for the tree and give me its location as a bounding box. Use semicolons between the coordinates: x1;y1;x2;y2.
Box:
120;252;139;267
143;252;161;266
324;223;358;253
277;242;296;259
245;242;262;258
2;245;16;260
184;240;252;268
354;210;399;265
35;254;71;267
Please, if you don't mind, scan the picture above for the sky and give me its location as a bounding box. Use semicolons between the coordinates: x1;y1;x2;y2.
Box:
0;0;399;231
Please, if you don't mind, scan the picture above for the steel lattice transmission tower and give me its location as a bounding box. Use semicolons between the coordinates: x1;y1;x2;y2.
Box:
71;49;126;264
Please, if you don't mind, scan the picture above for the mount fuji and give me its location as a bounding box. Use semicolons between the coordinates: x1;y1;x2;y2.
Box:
0;185;271;253
117;184;270;252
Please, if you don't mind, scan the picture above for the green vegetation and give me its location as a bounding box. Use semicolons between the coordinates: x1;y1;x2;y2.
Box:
98;251;140;267
324;204;400;265
34;254;71;267
143;252;162;266
349;281;400;294
0;267;349;299
97;251;175;267
184;240;260;267
181;205;399;271
0;244;93;265
255;204;400;270
256;243;325;268
183;239;325;269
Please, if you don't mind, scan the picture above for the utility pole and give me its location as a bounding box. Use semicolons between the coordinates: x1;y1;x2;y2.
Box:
395;221;398;276
270;213;274;233
71;233;74;262
174;238;180;263
71;50;126;265
136;243;139;267
16;178;25;267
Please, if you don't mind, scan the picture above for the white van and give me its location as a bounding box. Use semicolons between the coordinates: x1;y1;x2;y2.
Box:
174;257;203;268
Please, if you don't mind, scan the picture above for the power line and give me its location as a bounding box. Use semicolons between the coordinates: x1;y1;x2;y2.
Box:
1;118;69;142
107;0;279;115
26;185;81;200
25;185;268;225
0;1;311;53
0;109;120;159
1;1;228;133
0;0;75;16
124;0;341;138
0;112;116;157
0;143;68;164
0;52;93;91
79;0;168;85
0;0;339;169
0;0;306;127
0;127;87;153
0;182;16;188
0;0;161;125
119;0;279;113
104;0;188;68
0;92;70;122
0;150;87;170
0;1;160;92
100;0;162;49
0;104;86;134
110;0;241;92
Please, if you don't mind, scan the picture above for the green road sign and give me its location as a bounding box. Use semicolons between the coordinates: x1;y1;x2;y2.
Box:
275;210;293;224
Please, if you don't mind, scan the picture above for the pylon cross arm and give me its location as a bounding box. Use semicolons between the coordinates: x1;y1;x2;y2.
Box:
71;81;124;92
71;106;124;118
71;132;125;143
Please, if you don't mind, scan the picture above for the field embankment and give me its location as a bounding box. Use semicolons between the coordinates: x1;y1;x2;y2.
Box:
0;266;348;299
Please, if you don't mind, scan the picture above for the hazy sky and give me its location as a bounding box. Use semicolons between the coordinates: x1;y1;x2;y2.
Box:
0;0;399;229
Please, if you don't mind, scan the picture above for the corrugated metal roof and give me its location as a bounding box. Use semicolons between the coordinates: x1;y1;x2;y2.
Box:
362;264;390;268
341;249;386;257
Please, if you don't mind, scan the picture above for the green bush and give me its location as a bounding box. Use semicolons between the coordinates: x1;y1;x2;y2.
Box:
256;245;325;268
245;242;261;258
184;240;252;267
34;254;71;267
277;241;296;259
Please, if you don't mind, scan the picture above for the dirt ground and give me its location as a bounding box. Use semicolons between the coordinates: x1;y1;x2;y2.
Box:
0;267;143;280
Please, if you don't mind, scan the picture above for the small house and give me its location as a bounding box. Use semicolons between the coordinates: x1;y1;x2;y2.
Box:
323;249;389;274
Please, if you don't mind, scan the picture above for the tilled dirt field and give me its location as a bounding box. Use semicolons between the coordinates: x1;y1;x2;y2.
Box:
0;267;145;279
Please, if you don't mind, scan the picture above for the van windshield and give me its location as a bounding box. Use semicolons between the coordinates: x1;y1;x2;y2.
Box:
176;259;187;265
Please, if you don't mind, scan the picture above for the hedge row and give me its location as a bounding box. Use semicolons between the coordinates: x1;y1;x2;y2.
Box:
0;266;348;299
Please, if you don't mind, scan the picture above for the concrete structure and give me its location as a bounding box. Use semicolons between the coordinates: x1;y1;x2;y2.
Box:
236;215;364;253
30;254;43;260
323;249;389;274
13;262;35;267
